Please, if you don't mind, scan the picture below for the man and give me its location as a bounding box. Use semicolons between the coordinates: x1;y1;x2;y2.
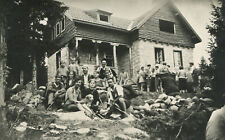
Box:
81;65;93;88
56;61;69;86
47;76;66;110
68;58;79;78
97;59;116;79
145;64;151;92
64;78;84;112
119;69;129;86
106;78;130;119
206;105;225;140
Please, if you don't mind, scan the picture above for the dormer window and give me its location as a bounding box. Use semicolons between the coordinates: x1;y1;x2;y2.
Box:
99;14;109;22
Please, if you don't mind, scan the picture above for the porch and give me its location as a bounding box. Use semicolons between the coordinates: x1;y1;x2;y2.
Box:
48;37;132;83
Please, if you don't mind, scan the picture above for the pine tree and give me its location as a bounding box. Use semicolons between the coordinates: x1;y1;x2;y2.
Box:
207;0;225;106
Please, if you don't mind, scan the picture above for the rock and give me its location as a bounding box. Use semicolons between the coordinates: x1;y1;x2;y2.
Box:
158;94;168;100
75;128;90;135
175;95;182;99
186;98;192;103
150;103;161;109
55;124;67;130
50;130;60;134
155;99;164;103
53;111;91;121
114;134;133;140
200;98;214;104
138;103;150;111
145;99;154;105
23;92;32;104
123;127;149;138
164;98;172;105
120;114;136;124
170;105;179;111
160;103;167;109
170;99;177;105
192;96;199;102
15;126;26;132
96;132;110;140
49;123;56;129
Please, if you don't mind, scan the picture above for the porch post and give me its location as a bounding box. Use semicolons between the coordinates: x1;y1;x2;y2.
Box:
75;37;82;58
92;40;102;66
111;43;119;73
129;47;133;78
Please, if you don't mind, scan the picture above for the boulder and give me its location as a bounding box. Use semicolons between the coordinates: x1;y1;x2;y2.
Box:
114;134;133;140
170;105;179;111
145;99;154;105
160;103;167;109
123;127;149;138
75;128;90;135
158;94;168;100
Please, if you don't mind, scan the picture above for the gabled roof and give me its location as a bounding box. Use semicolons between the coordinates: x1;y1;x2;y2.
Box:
62;0;201;43
66;7;131;31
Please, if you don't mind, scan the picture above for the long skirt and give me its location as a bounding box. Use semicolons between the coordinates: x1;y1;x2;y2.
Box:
179;78;187;90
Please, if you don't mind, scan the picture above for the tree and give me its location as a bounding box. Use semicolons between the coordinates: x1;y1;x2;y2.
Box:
207;0;225;106
3;0;68;89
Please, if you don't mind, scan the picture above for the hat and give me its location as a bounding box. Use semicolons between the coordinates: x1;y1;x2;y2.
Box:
39;86;46;90
162;61;167;65
147;64;151;67
82;65;88;69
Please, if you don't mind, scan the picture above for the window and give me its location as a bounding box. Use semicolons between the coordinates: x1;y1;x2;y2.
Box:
159;19;175;34
56;22;60;36
173;50;183;67
61;16;65;31
56;51;61;69
99;15;109;22
155;48;165;64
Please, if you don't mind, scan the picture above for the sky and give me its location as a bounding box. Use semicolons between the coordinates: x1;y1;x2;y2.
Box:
59;0;216;66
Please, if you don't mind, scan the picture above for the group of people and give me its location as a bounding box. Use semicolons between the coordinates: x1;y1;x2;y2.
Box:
137;62;199;93
47;58;131;119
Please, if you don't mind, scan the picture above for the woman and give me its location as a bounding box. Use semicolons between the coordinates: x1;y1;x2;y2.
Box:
177;66;187;93
138;66;146;91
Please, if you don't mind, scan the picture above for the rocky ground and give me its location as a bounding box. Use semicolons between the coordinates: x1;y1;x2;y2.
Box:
0;88;215;140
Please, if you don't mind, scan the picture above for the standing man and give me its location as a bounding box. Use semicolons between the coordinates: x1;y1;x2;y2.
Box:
97;58;116;80
106;78;130;119
56;61;69;86
145;64;151;92
81;65;93;88
119;68;129;86
68;58;79;79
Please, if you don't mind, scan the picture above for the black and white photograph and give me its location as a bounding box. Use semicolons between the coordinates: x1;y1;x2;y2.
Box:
0;0;224;139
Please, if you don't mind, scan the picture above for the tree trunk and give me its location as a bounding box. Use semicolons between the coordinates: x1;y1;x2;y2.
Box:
32;54;37;91
0;57;5;107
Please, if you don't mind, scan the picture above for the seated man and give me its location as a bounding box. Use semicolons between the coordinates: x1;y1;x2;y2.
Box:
47;76;66;110
105;78;130;119
64;78;84;112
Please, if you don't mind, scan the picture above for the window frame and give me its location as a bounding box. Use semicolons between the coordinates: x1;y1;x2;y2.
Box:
159;19;175;34
61;16;65;32
56;22;60;36
154;47;165;64
99;14;109;22
173;50;183;67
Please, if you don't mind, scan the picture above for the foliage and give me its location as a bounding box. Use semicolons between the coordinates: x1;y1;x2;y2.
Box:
207;0;225;106
134;102;212;140
5;0;68;54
